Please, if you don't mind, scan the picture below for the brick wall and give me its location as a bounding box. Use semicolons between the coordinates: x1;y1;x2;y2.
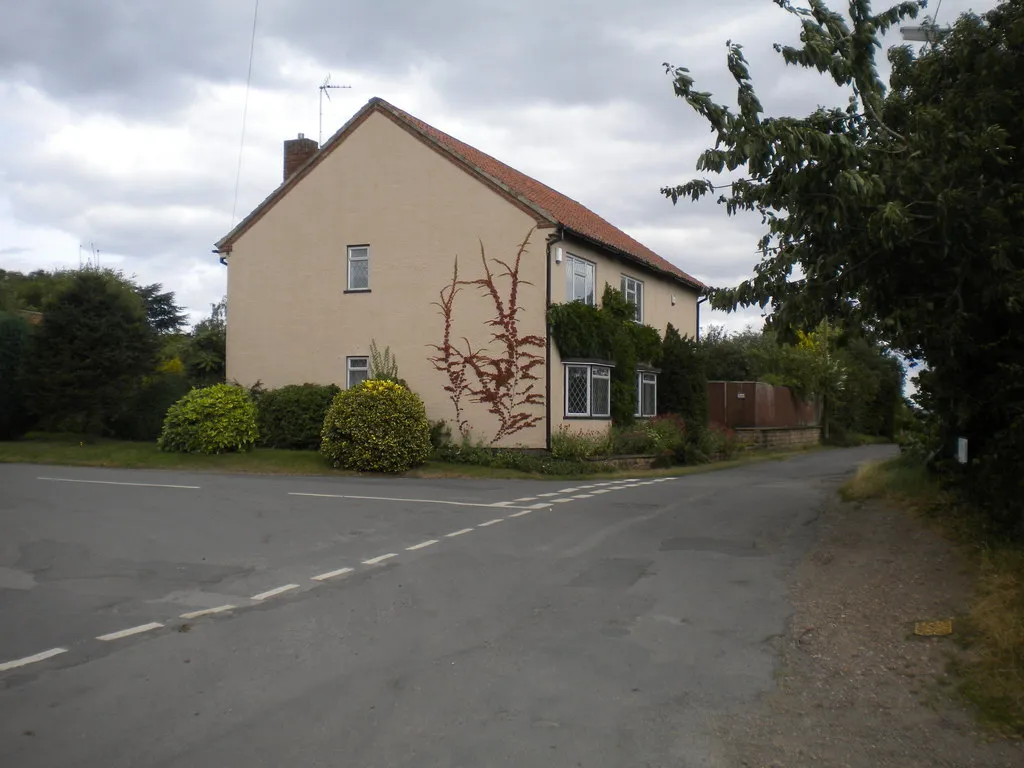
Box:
734;426;821;450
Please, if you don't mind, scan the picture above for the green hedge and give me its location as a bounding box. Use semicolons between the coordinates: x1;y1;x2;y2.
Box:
257;383;340;450
158;383;258;454
108;372;192;442
0;312;33;439
320;379;430;472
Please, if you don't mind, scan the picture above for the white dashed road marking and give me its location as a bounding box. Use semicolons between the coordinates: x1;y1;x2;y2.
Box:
446;528;474;537
97;622;164;642
552;498;575;504
311;567;354;582
180;605;235;619
572;494;594;499
251;584;300;601
558;488;581;493
290;493;525;509
0;647;67;672
507;510;532;518
38;477;200;490
591;489;611;494
362;553;397;565
406;539;438;551
513;497;537;502
535;492;560;498
477;518;504;527
527;502;553;509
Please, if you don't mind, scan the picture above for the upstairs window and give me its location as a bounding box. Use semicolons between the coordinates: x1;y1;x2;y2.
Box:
565;254;595;305
347;245;370;291
621;275;643;322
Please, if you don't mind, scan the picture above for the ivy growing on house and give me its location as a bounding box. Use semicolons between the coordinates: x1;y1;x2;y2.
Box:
547;285;661;424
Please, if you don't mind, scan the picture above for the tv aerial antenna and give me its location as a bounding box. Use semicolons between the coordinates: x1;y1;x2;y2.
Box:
319;74;351;145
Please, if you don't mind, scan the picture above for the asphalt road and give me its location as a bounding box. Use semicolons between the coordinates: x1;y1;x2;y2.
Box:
0;446;893;767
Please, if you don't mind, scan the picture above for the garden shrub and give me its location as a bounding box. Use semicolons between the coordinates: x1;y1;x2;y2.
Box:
550;425;611;460
0;311;33;439
320;379;430;472
429;419;452;449
157;383;259;454
699;424;741;461
257;383;340;450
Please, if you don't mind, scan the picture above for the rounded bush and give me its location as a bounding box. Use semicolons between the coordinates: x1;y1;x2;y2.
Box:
320;379;430;472
257;383;340;450
157;383;259;454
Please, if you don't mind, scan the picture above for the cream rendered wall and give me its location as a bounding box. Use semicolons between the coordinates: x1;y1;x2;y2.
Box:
548;237;700;437
227;110;550;447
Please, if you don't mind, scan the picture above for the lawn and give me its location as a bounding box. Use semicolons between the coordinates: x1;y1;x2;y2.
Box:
0;433;830;481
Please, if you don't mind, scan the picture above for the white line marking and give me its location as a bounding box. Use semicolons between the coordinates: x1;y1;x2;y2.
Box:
535;492;560;498
513;497;537;502
0;647;67;672
362;553;397;565
38;477;199;490
558;488;581;493
180;605;235;619
552;498;575;503
527;502;552;509
96;622;163;642
591;489;611;494
477;518;504;527
508;510;532;518
406;539;438;551
572;494;594;499
446;528;474;537
311;567;354;581
489;501;516;508
575;485;596;490
251;584;300;601
290;493;513;509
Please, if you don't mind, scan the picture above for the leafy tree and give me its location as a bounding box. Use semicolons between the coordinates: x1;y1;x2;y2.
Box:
659;323;708;429
28;270;157;434
183;297;227;385
664;0;1024;529
136;283;187;335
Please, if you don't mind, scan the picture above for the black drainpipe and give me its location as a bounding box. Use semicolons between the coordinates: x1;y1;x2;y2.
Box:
696;294;708;341
544;228;562;453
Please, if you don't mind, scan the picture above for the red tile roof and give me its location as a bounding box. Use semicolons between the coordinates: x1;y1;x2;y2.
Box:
217;97;704;292
376;99;704;291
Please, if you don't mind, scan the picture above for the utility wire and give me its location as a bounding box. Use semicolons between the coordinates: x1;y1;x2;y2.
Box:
231;0;260;224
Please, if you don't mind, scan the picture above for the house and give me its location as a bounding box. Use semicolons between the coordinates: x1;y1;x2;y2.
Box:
215;97;705;449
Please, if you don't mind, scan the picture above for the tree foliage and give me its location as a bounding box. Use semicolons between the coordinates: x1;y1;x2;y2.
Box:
136;283;187;335
659;323;708;429
28;270;157;434
666;0;1024;528
183;297;227;385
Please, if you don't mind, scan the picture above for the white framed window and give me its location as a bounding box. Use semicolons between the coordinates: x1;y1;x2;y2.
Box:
347;245;370;291
347;356;369;389
621;275;643;323
564;363;612;418
635;372;657;418
565;254;596;305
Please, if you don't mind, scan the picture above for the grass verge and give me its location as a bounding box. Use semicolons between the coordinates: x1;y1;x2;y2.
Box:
0;433;829;481
841;456;1024;737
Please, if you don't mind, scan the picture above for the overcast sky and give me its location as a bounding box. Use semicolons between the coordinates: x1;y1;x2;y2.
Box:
0;0;994;330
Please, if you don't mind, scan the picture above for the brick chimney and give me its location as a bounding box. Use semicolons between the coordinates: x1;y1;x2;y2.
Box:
283;133;318;181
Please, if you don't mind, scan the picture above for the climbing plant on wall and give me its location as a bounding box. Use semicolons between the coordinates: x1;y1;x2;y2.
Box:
428;229;546;443
547;284;662;424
